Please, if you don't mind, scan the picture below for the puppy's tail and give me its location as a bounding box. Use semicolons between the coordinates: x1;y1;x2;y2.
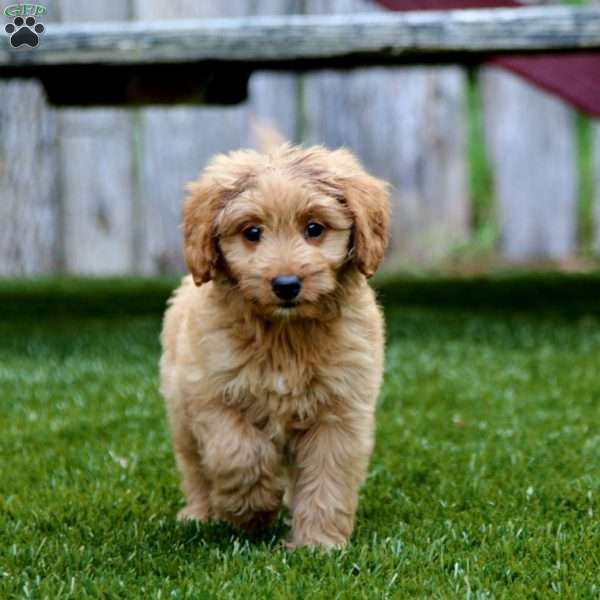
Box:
250;116;287;153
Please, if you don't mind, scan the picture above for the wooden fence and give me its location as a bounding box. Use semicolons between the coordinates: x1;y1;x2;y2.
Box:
0;0;598;275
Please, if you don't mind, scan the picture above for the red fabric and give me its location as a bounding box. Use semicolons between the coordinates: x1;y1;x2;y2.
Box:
373;0;600;118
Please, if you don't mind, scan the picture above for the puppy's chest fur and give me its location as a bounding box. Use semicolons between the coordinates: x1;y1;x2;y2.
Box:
203;319;343;446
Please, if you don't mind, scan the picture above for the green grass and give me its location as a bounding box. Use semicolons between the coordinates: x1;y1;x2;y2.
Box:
466;71;497;254
2;277;600;599
576;113;595;255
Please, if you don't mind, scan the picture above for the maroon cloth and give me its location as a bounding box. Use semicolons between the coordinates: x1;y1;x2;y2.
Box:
374;0;600;117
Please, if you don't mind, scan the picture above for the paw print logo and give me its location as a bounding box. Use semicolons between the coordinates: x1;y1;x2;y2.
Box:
5;16;45;48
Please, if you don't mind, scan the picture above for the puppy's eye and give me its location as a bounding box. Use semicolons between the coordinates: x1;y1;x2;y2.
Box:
305;222;325;239
243;226;262;243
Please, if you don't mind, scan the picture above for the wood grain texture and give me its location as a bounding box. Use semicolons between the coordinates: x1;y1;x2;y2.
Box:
58;1;135;274
594;123;600;254
589;0;599;253
0;82;60;275
60;110;135;273
0;0;59;275
1;6;600;70
137;103;249;274
135;0;300;274
246;72;300;145
304;0;469;264
481;66;577;260
245;0;301;148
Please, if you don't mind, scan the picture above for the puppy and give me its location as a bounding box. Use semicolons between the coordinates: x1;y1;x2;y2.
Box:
160;142;390;548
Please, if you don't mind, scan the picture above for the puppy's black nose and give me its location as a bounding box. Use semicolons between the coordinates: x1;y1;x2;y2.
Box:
272;275;301;301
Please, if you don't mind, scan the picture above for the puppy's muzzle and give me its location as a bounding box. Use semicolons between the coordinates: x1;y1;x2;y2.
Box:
271;275;301;301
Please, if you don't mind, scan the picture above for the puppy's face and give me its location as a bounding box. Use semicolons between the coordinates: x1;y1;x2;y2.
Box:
217;172;353;319
183;145;389;320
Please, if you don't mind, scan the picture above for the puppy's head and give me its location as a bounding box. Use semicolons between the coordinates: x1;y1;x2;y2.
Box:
183;145;389;319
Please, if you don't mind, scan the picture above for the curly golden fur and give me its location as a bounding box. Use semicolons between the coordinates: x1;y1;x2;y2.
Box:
160;142;390;548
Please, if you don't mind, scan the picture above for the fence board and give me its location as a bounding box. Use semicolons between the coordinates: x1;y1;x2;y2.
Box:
0;83;60;275
303;0;468;264
0;1;592;275
246;73;300;146
58;1;135;274
0;0;59;275
245;0;301;150
594;123;600;254
134;0;300;274
589;0;599;254
4;7;600;73
481;67;577;260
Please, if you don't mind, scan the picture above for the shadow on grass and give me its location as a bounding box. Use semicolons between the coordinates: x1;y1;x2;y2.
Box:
2;272;600;319
172;515;289;550
374;272;600;316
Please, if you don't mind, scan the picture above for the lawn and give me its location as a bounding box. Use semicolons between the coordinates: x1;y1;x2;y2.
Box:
1;275;600;599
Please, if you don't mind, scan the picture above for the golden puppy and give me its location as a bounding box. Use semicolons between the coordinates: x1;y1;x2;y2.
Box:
160;143;390;548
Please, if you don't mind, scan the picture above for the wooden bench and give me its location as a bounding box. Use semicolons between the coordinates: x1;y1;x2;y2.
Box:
1;5;599;105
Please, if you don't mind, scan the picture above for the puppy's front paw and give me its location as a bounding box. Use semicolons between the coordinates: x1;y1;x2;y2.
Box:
286;510;351;549
209;435;285;528
177;504;210;522
285;531;346;550
213;470;284;529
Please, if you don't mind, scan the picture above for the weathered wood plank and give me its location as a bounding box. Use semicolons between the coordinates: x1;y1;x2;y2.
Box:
244;0;302;146
1;7;599;68
246;72;300;145
58;1;135;274
137;104;249;274
57;1;131;22
304;0;468;265
134;0;248;275
589;0;599;253
0;0;59;276
594;123;600;254
0;82;60;275
135;0;300;274
60;109;135;273
481;67;577;260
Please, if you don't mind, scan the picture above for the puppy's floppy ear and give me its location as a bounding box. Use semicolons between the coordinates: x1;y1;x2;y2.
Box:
183;150;257;286
182;177;223;286
334;153;390;278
